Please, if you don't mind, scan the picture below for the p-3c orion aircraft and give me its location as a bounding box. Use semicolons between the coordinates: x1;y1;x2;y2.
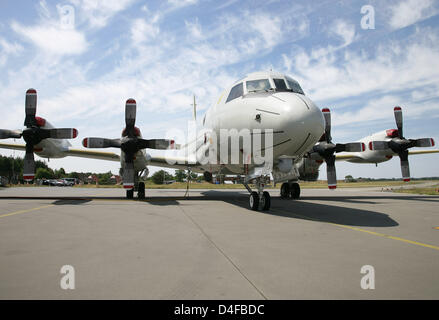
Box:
1;71;438;211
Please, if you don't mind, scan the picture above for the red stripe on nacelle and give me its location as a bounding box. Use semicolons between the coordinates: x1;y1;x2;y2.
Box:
123;184;134;189
394;106;402;111
361;143;366;152
82;138;88;147
328;185;337;189
72;129;78;138
369;142;373;150
322;108;330;113
403;178;410;182
23;175;34;181
432;138;435;147
26;88;37;94
126;98;136;104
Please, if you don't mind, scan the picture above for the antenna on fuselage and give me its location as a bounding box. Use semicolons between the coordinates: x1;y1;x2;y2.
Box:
191;95;197;121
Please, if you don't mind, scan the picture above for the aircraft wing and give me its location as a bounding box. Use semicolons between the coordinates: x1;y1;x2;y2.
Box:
148;154;201;170
0;142;120;162
0;142;26;151
408;149;439;155
64;148;120;162
335;153;362;161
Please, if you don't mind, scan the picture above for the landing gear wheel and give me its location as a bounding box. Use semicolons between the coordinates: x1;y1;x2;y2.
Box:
126;188;134;199
290;183;301;199
249;191;259;211
137;182;145;199
280;183;290;199
262;191;271;210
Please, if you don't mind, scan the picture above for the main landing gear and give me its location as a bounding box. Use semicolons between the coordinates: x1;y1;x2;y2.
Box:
280;181;301;199
245;177;271;211
126;181;145;199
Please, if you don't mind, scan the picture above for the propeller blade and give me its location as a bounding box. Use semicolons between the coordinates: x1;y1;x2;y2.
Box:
82;137;121;148
137;138;175;150
369;141;390;151
335;142;365;153
0;129;22;139
42;128;78;139
122;161;135;189
24;89;37;128
325;155;337;189
399;150;410;182
415;138;435;148
394;106;403;138
322;108;331;143
125;99;136;137
23;144;35;181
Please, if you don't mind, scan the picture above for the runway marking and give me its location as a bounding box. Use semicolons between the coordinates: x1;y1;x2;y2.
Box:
270;208;439;251
0;204;54;219
332;224;439;251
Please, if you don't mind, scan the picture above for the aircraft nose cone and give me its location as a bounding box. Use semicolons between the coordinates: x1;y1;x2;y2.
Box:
274;93;325;153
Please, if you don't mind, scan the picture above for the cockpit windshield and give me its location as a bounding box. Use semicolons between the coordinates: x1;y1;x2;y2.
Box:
285;77;305;95
246;79;272;92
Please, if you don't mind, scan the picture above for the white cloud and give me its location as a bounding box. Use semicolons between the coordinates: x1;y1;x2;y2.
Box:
131;18;160;45
11;21;88;56
168;0;198;9
389;0;437;29
69;0;137;28
185;18;203;40
330;19;355;46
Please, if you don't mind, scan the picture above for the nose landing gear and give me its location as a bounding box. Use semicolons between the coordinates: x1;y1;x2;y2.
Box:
245;177;271;211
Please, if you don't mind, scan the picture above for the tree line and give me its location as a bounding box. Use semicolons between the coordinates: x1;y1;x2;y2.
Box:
0;155;202;185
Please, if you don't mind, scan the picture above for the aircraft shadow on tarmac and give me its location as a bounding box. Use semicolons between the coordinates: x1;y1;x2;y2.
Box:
4;189;438;227
195;190;400;228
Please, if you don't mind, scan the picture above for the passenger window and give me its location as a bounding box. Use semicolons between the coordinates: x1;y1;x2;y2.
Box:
273;78;288;91
226;83;243;103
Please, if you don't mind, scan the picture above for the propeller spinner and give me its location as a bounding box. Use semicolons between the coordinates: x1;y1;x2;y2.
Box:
369;106;435;181
0;89;78;181
307;108;365;189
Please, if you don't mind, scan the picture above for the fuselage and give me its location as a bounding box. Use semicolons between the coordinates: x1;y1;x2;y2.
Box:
152;71;326;176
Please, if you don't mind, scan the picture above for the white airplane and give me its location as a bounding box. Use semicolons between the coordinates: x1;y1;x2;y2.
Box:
1;72;438;211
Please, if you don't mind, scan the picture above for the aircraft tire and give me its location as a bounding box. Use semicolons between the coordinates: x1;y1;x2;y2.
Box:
280;183;290;199
249;191;259;211
262;191;271;210
126;189;134;199
290;183;301;199
138;182;145;199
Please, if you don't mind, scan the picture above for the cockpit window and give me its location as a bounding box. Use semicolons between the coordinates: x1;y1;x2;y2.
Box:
246;79;271;92
286;77;305;95
273;78;288;91
226;82;243;103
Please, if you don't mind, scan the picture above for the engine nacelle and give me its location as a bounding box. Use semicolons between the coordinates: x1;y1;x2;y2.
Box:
297;158;321;181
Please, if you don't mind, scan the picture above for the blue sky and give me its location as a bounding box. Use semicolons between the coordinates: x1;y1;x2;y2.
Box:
0;0;438;179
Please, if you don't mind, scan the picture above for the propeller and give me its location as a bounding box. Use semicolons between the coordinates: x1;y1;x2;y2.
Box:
369;106;435;181
307;108;365;189
82;99;175;189
0;88;78;181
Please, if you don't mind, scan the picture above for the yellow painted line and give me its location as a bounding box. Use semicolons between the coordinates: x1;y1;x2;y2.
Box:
0;204;54;219
332;224;439;251
271;208;439;251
